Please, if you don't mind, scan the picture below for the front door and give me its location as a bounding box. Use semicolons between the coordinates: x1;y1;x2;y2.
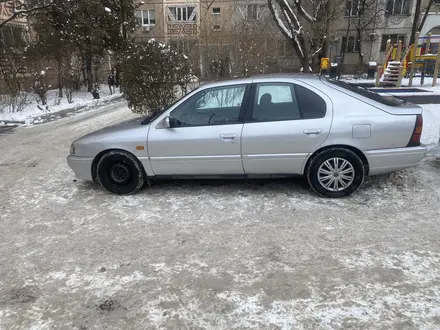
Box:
148;84;250;175
241;81;333;175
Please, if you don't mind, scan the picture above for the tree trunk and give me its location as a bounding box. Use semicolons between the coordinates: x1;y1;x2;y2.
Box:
410;0;422;45
339;14;352;77
57;58;63;98
418;0;434;33
357;27;364;74
86;55;93;92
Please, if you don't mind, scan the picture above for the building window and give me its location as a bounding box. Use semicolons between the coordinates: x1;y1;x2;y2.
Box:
167;6;197;22
212;7;221;14
247;4;259;20
380;34;405;51
135;10;156;26
213;24;221;30
386;0;411;15
341;36;360;53
278;41;294;57
345;0;364;16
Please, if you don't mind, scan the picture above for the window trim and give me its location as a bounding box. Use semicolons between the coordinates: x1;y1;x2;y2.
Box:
168;84;251;128
246;4;260;20
380;34;406;51
245;82;327;123
167;6;197;22
136;9;156;26
386;0;411;15
341;36;360;53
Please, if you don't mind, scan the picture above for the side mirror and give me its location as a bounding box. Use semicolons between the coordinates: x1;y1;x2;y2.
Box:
163;116;171;128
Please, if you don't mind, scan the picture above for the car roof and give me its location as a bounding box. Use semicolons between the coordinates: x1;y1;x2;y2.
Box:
198;74;322;89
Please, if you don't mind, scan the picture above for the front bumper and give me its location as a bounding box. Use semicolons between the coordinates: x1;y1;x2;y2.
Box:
365;145;427;175
67;155;94;181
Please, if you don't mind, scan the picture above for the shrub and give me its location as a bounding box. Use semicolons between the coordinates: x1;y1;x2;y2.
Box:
121;39;192;115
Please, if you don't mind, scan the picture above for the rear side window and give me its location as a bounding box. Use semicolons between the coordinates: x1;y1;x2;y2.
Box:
249;83;326;122
294;84;327;119
251;83;301;122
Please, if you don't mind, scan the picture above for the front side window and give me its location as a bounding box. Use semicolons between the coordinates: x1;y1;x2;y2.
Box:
169;85;246;127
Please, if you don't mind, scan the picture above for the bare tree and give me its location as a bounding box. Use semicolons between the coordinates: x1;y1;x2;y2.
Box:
267;0;339;72
0;0;53;28
340;0;386;73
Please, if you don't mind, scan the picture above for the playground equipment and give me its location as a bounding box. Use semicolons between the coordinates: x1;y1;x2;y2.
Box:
376;32;440;87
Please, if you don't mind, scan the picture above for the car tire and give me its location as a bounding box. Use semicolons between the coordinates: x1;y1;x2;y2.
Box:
97;150;145;195
307;148;365;198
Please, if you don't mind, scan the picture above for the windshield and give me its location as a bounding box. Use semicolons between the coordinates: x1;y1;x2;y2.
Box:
326;79;406;107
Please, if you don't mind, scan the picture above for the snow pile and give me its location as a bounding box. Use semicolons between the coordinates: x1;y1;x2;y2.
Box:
0;85;122;123
421;104;440;148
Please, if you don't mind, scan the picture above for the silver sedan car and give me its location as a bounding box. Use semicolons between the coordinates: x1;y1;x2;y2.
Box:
67;74;427;198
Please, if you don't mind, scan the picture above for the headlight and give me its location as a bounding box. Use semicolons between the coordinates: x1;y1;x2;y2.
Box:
70;143;75;155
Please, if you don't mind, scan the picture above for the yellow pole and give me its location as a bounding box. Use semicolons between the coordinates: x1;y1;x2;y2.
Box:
397;66;404;87
376;66;381;87
426;32;432;54
409;32;420;87
385;39;391;56
432;49;440;87
397;40;402;62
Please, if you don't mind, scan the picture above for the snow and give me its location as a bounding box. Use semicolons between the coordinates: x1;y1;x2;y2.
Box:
2;102;440;329
0;85;122;123
421;104;440;148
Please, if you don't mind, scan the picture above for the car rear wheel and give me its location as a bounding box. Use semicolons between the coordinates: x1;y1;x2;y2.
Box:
97;150;145;195
307;148;365;198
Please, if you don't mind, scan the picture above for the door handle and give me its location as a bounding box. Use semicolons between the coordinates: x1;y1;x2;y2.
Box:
303;129;322;136
220;133;237;142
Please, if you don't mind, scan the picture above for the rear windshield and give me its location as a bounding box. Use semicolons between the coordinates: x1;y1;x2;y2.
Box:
326;79;406;107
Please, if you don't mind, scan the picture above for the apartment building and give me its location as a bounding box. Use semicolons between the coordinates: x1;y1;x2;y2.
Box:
330;0;440;72
132;0;440;75
132;0;298;77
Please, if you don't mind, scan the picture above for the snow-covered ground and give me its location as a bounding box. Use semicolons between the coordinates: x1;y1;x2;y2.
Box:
1;102;440;329
421;104;440;148
341;76;440;95
0;85;122;124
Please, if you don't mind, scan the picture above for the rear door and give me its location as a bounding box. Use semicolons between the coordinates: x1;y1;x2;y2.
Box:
241;81;333;174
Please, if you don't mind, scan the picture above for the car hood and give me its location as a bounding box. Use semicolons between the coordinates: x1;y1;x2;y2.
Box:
76;117;146;142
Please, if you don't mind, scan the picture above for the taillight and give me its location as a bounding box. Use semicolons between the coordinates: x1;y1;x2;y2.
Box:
407;114;423;147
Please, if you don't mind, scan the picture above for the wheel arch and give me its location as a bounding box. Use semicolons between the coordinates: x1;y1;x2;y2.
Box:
303;145;369;176
91;148;147;182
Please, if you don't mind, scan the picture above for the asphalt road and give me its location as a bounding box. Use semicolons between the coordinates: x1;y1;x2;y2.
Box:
1;102;440;329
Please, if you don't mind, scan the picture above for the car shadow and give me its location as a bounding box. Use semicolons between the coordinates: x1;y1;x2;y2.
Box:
141;176;312;195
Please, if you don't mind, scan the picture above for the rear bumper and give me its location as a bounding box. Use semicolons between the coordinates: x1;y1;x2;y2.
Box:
365;145;427;175
67;155;93;181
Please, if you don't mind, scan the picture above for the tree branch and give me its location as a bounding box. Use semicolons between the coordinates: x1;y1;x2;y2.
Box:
0;1;53;28
294;0;318;22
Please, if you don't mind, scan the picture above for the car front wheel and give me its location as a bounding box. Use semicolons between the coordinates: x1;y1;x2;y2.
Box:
307;148;365;198
97;150;145;195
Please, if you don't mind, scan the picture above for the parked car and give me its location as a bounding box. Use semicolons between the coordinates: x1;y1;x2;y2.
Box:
67;74;427;198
